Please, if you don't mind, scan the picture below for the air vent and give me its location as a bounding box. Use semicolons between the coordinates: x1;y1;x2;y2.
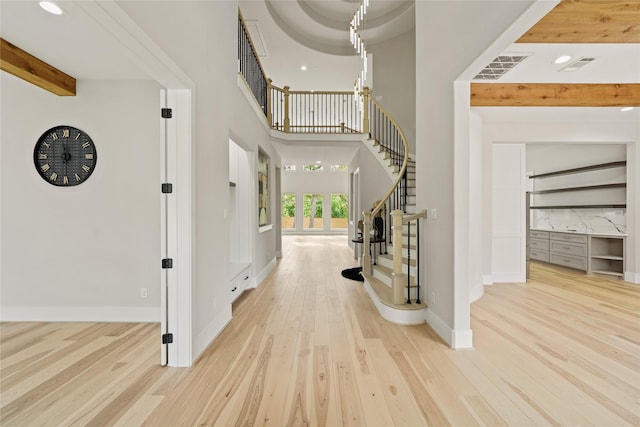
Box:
474;55;529;80
559;57;596;72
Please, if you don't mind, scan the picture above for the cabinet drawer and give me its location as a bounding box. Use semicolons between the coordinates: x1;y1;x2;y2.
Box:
530;249;549;262
550;232;587;244
530;238;549;251
550;253;587;271
530;230;549;239
550;240;587;257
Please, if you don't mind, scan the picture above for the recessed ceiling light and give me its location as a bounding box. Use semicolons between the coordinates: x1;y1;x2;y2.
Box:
620;107;634;112
39;1;62;15
300;65;307;71
315;160;322;164
553;55;572;64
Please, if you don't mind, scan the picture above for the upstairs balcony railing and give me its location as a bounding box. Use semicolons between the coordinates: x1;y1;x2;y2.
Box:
269;85;361;133
238;9;426;306
238;10;268;117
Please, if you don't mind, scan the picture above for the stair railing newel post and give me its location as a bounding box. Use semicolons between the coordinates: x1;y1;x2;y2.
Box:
362;210;372;276
391;210;405;305
362;86;370;136
415;217;421;304
406;220;412;304
283;86;291;133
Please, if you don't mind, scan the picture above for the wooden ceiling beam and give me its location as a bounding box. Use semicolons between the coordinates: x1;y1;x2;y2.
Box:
470;83;640;107
517;0;640;44
0;38;76;96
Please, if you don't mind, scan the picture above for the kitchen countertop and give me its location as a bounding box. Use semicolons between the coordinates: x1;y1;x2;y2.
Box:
530;228;626;238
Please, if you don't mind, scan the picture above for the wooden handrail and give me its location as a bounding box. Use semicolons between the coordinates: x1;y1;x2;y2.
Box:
368;94;409;219
238;8;268;83
402;210;428;224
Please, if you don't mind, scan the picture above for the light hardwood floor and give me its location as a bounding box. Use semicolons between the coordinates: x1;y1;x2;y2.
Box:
1;235;639;426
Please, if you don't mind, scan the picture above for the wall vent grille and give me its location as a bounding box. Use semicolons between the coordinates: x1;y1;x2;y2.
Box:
474;55;528;80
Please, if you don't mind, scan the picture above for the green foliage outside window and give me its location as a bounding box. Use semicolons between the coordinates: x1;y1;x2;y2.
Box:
281;194;296;217
331;194;348;219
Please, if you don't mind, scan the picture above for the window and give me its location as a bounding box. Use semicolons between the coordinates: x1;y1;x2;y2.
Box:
303;193;323;229
331;194;348;229
283;164;296;172
281;193;296;229
303;164;324;172
330;165;347;172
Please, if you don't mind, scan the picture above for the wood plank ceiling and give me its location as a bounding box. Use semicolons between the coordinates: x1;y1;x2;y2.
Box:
470;0;640;107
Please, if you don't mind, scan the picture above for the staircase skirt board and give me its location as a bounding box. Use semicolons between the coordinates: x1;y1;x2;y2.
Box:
363;275;427;326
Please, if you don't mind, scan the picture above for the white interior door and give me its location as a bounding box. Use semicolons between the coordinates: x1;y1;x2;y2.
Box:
492;143;526;283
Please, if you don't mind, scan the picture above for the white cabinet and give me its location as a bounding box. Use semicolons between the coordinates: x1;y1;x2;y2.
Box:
229;264;251;302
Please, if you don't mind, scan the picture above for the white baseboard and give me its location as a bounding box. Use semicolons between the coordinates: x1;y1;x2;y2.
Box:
0;306;160;322
425;308;474;349
469;283;484;303
426;308;452;347
452;329;473;349
251;258;277;289
482;274;493;285
492;272;526;283
624;271;640;284
193;304;232;362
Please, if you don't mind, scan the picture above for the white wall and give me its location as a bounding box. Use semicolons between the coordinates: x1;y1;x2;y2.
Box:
118;1;278;360
281;166;349;234
1;74;161;321
415;0;535;347
371;28;416;154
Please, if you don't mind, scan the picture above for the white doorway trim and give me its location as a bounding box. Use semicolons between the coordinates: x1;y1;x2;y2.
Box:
451;1;559;349
77;0;195;367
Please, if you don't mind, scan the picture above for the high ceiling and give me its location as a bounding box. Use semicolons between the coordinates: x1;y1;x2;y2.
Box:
1;0;638;137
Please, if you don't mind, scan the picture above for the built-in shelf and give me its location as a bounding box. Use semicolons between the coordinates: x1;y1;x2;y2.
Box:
529;231;626;278
530;204;626;210
529;183;626;195
529;161;626;179
588;235;625;278
529;160;627;211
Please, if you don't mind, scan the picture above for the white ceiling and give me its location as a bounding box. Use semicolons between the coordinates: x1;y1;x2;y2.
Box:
1;0;638;159
0;1;149;80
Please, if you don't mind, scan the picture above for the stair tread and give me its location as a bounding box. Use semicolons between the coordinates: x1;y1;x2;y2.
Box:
373;265;417;286
379;253;417;266
363;273;426;310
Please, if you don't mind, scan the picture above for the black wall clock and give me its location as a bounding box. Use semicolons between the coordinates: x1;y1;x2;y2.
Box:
33;125;97;186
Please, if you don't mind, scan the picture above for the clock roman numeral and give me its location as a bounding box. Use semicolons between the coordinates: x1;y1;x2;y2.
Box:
75;173;81;181
82;142;91;149
49;172;58;182
81;164;90;173
51;133;58;141
85;153;94;160
75;133;81;140
62;129;69;138
42;142;51;148
41;164;50;172
63;175;69;185
39;153;48;160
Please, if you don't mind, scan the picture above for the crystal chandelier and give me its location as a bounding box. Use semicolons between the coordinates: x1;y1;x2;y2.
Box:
349;0;369;108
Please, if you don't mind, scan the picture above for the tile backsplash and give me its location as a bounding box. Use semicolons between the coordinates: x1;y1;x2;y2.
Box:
531;208;626;235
